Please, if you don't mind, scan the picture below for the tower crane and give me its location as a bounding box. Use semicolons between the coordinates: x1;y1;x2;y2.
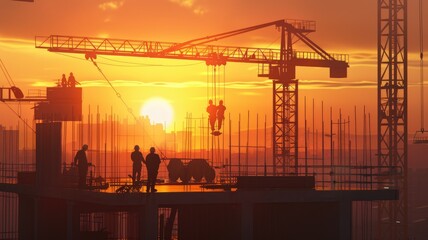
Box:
35;19;349;175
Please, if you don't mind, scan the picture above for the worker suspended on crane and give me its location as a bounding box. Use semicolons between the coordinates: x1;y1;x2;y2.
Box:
206;99;226;135
206;99;217;132
217;100;226;131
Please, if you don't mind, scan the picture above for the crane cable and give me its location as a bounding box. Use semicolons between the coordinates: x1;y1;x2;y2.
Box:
419;0;425;132
55;52;203;68
2;103;34;133
206;64;227;167
0;59;16;87
0;58;35;133
87;56;169;161
87;56;136;122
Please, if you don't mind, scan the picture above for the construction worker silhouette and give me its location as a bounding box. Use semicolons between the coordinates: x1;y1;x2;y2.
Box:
61;74;67;87
217;100;226;131
145;147;161;193
68;72;79;87
74;144;90;189
131;145;144;185
206;99;217;132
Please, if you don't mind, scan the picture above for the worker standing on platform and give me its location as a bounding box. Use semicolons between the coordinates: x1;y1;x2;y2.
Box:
145;147;161;193
217;100;226;131
206;99;217;132
131;145;144;185
73;144;90;189
61;74;67;87
68;72;79;87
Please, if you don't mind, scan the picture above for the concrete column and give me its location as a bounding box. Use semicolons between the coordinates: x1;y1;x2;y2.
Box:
138;207;144;240
18;194;35;240
34;198;38;240
340;200;352;240
143;197;158;240
241;202;254;240
66;201;74;240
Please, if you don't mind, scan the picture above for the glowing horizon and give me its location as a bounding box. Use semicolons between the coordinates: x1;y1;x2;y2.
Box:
0;0;427;134
140;97;174;130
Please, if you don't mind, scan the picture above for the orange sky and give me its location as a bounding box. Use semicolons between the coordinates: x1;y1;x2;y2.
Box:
0;0;427;133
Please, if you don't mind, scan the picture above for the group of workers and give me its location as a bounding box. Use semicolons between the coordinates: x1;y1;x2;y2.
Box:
72;100;227;191
206;99;226;133
73;144;161;193
59;72;79;88
131;145;161;193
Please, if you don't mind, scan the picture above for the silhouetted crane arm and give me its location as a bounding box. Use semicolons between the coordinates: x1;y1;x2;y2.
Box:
35;19;348;75
35;35;348;67
159;20;284;54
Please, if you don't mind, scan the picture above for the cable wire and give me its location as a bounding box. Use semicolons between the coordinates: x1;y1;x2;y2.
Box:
1;102;35;133
0;58;35;133
0;59;15;86
98;56;203;67
87;56;170;160
88;57;138;122
54;52;202;68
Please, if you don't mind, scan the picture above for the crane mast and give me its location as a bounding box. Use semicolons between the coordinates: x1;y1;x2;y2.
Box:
377;0;408;239
35;19;348;175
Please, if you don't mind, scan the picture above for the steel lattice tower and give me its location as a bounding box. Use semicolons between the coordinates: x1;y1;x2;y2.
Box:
377;0;408;239
272;24;299;175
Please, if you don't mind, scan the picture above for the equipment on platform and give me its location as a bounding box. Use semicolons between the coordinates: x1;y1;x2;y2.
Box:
413;129;428;144
167;158;215;183
0;59;26;101
115;175;143;193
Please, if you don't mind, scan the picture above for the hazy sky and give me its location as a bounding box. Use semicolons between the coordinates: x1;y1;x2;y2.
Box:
0;0;427;132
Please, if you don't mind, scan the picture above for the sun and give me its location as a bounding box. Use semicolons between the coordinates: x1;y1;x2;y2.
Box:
140;98;174;128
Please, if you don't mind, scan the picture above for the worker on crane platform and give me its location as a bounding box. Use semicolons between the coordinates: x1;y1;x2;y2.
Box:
217;100;226;131
206;99;217;132
61;74;67;87
68;72;79;87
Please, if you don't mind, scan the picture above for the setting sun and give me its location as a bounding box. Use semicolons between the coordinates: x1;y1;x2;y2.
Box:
140;98;174;128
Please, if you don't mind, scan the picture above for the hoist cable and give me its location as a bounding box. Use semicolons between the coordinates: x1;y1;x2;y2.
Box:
0;59;35;133
0;59;15;87
87;56;169;161
2;102;35;133
88;57;137;122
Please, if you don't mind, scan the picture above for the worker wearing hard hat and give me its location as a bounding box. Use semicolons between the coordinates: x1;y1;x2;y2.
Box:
131;145;144;185
73;144;91;189
145;147;161;193
68;72;80;87
206;99;217;132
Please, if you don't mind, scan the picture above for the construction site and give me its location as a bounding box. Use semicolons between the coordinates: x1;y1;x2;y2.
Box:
0;0;428;239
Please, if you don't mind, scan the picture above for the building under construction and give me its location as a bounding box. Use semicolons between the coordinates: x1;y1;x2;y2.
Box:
1;0;428;239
